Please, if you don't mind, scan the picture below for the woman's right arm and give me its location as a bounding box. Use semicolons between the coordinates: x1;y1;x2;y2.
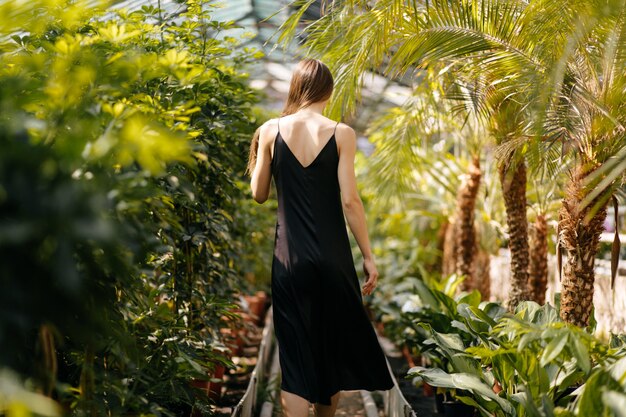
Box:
336;124;379;296
250;121;275;203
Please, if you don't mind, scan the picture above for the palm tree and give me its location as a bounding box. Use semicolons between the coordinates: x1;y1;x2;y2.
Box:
276;0;625;321
548;18;626;326
277;0;537;308
486;95;531;309
354;70;491;293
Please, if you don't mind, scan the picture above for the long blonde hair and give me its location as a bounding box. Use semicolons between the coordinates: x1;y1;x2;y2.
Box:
246;59;334;177
282;59;334;115
245;127;261;177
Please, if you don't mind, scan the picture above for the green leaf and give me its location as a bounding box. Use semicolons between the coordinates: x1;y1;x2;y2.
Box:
569;334;590;374
603;391;626;417
540;332;568;367
457;290;481;307
408;366;457;389
450;373;516;415
609;356;626;386
410;367;514;414
413;279;440;309
431;331;467;352
578;370;621;416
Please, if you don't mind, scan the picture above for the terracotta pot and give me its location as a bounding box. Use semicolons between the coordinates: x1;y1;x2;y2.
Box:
190;377;210;393
219;327;238;356
493;379;503;394
244;294;266;325
423;381;435;397
208;363;226;401
255;290;267;305
401;344;419;368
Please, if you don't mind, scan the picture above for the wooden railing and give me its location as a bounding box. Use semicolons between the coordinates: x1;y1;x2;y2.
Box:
231;306;276;417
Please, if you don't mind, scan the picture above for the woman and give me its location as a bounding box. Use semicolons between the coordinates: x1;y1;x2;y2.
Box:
249;59;394;417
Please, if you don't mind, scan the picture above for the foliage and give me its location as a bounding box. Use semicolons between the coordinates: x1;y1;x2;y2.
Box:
279;0;626;320
0;0;261;415
394;280;626;417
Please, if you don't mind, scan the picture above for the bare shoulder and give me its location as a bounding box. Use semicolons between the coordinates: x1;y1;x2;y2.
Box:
258;118;280;145
335;122;357;150
259;118;279;134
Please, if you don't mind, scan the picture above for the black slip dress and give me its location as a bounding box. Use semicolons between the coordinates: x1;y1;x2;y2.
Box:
270;117;395;406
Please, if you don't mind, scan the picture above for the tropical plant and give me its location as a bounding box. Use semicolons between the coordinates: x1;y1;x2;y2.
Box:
548;9;626;327
345;66;502;298
409;298;626;417
277;0;626;322
275;0;535;308
0;0;261;414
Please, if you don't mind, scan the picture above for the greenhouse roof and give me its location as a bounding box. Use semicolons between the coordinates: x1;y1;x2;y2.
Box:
90;0;413;128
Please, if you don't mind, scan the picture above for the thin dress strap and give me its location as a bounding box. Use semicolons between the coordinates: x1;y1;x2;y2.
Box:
333;121;341;136
277;117;281;134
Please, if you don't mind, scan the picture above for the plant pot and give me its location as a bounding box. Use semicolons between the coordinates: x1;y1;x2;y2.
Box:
243;294;264;325
190;377;210;393
220;327;244;357
443;400;475;417
190;355;227;397
423;381;435;397
435;392;445;414
255;290;268;309
401;344;420;368
208;363;226;401
492;379;503;394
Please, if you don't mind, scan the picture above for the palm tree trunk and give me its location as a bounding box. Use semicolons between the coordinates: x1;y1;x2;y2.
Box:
442;157;482;291
456;157;482;290
499;160;530;310
442;221;456;277
528;214;548;304
436;221;448;275
559;165;609;327
473;248;491;299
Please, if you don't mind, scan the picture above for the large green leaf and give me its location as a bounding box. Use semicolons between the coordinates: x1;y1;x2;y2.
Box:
540;332;568;367
569;334;590;374
408;366;457;389
409;367;516;415
457;290;482;308
413;279;440;309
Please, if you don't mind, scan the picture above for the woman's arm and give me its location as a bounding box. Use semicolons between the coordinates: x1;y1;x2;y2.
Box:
250;121;275;203
336;124;379;296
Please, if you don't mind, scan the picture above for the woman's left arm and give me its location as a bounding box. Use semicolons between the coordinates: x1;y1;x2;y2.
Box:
250;121;274;203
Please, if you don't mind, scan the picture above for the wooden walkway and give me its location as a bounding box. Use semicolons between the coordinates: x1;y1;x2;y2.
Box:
303;391;370;417
230;306;412;417
317;391;369;417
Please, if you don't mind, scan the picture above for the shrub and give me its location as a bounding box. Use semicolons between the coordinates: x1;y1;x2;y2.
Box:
0;0;261;414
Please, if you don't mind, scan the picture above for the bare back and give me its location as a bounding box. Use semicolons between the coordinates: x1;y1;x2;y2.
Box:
269;113;340;167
